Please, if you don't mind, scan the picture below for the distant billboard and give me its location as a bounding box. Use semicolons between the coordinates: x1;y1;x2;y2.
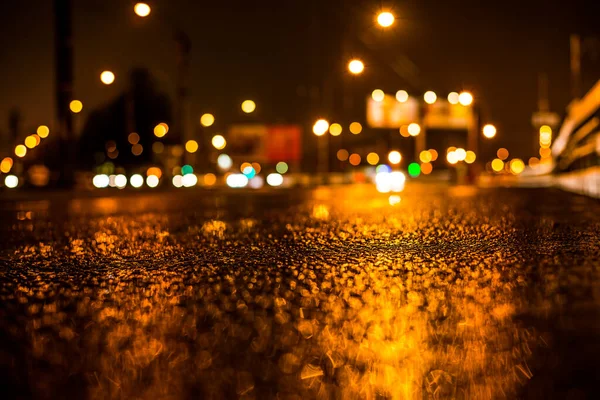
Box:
423;101;474;130
227;124;302;163
367;95;419;128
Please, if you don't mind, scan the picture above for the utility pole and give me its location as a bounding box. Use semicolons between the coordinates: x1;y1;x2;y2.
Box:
54;0;75;187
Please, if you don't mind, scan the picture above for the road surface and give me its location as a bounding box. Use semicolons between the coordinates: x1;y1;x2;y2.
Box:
1;183;599;399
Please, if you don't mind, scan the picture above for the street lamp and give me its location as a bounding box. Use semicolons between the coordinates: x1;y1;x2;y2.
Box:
483;124;497;139
134;3;151;17
100;70;115;85
377;12;395;28
348;59;365;75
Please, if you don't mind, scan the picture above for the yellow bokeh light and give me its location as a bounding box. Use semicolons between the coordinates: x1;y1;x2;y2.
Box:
348;59;365;75
510;158;525;175
429;149;438;161
539;131;552;147
424;91;437;104
15;144;27;158
349;153;361;166
329;123;342;136
241;100;256;113
37;125;49;138
421;162;433;175
491;158;504;172
483;124;497;138
1;157;13;173
313;119;329;136
372;89;385;102
240;162;252;173
212;134;226;150
100;70;115;85
465;150;476;164
134;2;151;17
388;150;401;164
497;148;509;160
204;173;217;186
540;125;552;134
128;132;140;145
396;90;409;103
24;135;38;149
447;92;459;104
377;11;395;27
366;152;379;165
70;100;83;113
337;149;349;161
200;113;215;127
458;91;473;106
419;150;432;163
408;123;421;136
349;122;362;134
185;140;199;153
154;124;167;137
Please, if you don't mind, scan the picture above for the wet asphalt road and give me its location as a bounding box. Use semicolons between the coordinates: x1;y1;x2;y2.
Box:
1;183;599;399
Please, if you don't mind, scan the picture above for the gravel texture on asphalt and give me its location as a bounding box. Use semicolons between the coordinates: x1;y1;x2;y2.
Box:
1;184;599;399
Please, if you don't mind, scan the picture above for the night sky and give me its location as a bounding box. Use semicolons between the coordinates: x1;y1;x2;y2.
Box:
0;0;598;160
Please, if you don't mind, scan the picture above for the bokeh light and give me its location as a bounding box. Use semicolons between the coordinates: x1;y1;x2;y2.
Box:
349;153;361;166
377;11;395;27
447;151;458;164
154;124;167;137
372;89;385;102
146;167;162;179
217;154;233;170
114;174;127;188
539;147;552;158
172;175;183;188
408;123;421;136
15;145;27;158
313;119;329;136
465;150;476;164
497;148;509;160
349;122;362;134
5;175;19;188
146;175;159;188
388;150;402;164
182;165;194;175
396;90;409;103
348;59;365;75
185;140;199;153
276;161;289;174
92;174;109;188
408;162;421;177
132;144;143;156
70;100;83;113
419;150;432;163
1;157;13;173
483;124;497;139
200;113;215;127
529;157;540;167
447;92;459;104
128;132;140;145
458;91;473;106
182;174;198;187
152;142;164;154
510;159;525;175
424;91;437;104
130;174;144;188
429;149;439;161
491;158;504;172
37;125;49;138
134;2;151;17
241;100;256;113
366;152;379;165
25;135;37;149
266;173;284;187
388;195;401;206
399;125;410;137
204;173;217;186
226;174;249;188
454;148;467;161
248;176;264;189
212;135;226;150
329;123;342;136
421;162;433;175
337;149;349;161
100;71;115;85
251;162;261;174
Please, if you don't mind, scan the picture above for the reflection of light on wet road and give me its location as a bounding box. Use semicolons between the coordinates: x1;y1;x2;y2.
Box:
1;183;600;398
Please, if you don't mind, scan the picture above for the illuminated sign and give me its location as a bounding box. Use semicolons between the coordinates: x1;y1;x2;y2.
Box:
367;95;419;128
